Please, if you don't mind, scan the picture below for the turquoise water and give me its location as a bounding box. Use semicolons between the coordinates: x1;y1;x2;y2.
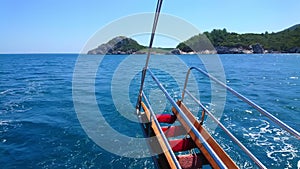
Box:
0;54;299;168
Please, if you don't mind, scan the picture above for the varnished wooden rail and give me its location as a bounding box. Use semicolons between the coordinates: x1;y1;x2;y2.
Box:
172;101;239;169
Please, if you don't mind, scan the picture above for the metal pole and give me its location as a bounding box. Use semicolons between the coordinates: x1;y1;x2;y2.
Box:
185;89;267;169
142;92;182;169
136;0;163;113
189;66;300;140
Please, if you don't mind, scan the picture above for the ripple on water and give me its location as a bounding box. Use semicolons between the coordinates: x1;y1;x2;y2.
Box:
289;76;299;80
242;119;299;168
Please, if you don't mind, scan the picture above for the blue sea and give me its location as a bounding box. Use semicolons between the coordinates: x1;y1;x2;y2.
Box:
0;54;299;169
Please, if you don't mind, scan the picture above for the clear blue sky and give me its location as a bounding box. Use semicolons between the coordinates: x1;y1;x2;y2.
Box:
1;0;300;53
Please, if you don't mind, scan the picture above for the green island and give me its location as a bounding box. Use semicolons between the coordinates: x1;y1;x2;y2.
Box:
88;24;300;55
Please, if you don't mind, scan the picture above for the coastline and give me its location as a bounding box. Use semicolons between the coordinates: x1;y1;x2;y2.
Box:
86;48;300;55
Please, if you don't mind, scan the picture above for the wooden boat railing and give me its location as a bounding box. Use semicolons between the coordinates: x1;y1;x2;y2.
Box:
137;68;232;169
147;68;228;168
181;66;300;168
136;66;300;169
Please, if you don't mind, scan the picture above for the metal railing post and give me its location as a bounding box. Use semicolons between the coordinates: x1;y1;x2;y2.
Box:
185;66;300;140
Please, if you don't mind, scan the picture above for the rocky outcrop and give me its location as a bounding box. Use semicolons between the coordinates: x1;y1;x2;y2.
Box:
87;36;145;55
289;47;300;53
215;44;266;54
251;43;264;54
169;48;182;55
215;46;245;54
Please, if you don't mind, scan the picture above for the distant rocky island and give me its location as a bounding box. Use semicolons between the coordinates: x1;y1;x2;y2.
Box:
87;36;145;55
88;24;300;55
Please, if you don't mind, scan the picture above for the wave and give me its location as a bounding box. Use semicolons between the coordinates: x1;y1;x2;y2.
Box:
289;76;299;80
240;119;298;168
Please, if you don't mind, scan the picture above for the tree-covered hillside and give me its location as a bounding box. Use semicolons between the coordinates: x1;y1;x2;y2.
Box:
177;24;300;53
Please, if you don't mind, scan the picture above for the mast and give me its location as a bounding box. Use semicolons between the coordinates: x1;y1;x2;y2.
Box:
136;0;163;114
